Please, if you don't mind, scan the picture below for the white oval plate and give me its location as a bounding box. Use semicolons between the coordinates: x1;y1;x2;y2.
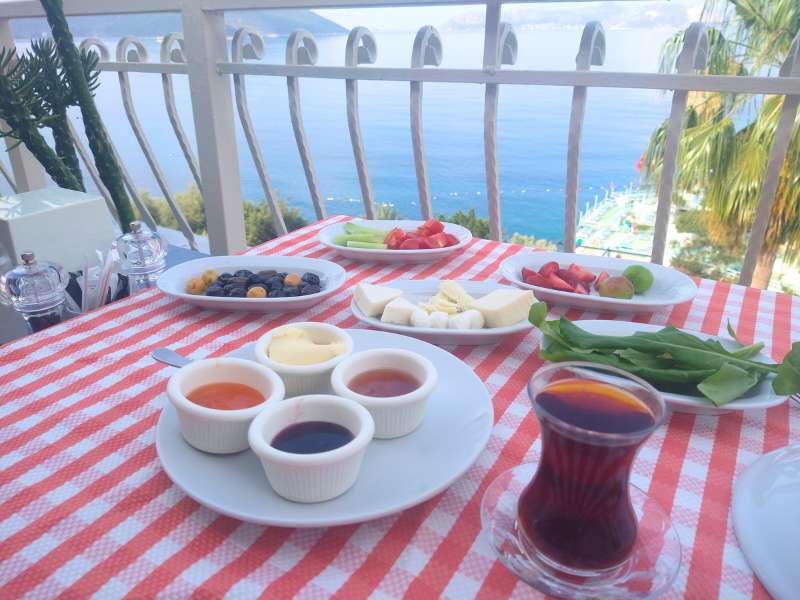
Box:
157;256;346;312
155;329;493;527
543;320;785;415
318;219;472;263
350;279;533;346
733;444;800;600
501;251;697;313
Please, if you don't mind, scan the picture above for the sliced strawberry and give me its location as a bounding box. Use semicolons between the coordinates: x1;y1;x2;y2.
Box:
539;261;560;277
557;268;582;288
521;267;539;281
573;282;590;295
547;272;574;292
568;263;597;283
594;271;610;291
524;272;551;288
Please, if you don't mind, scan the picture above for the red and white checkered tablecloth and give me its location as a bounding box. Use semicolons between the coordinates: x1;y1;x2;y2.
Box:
1;215;798;599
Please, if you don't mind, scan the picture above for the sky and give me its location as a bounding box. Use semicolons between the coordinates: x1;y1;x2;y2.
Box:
317;0;706;32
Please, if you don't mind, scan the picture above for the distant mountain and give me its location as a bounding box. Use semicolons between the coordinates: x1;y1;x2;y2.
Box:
444;2;691;31
11;9;346;40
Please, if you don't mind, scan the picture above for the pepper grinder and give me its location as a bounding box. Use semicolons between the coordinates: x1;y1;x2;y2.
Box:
0;251;68;333
117;221;168;294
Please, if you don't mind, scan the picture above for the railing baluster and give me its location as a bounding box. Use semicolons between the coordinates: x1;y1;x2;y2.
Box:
739;34;800;286
410;26;443;220
79;38;158;231
65;116;118;221
483;3;517;241
160;33;203;193
115;36;197;249
231;27;288;237
650;22;708;264
564;22;605;253
345;27;378;220
286;30;325;220
181;3;246;255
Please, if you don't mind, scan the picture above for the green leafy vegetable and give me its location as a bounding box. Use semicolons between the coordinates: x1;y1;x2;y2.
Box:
529;309;800;406
774;342;800;395
696;363;761;406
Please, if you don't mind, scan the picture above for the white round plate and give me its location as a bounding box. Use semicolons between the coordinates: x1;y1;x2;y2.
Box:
350;279;533;346
543;320;785;415
501;251;697;313
157;256;346;312
318;219;471;263
155;329;493;527
733;444;800;600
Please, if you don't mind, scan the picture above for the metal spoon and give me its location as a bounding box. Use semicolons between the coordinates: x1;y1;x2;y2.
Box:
151;348;192;368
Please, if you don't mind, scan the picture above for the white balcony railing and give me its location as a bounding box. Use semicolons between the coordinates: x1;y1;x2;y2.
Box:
1;0;799;286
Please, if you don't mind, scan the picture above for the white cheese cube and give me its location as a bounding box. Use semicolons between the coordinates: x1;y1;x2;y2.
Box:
410;308;432;328
470;289;534;328
463;309;485;329
354;282;402;317
381;297;417;325
447;311;474;330
429;311;449;329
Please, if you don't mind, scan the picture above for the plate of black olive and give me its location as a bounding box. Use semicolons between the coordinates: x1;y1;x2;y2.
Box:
157;256;346;312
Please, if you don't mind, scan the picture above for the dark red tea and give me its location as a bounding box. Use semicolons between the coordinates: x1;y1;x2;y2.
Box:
348;369;420;397
518;378;655;573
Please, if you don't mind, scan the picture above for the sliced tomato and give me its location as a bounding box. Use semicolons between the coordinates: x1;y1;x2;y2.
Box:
384;227;407;250
417;218;445;237
443;233;459;247
399;238;422;250
547;272;575;292
422;232;449;249
524;272;551;288
594;271;610;291
539;261;560;277
568;263;597;284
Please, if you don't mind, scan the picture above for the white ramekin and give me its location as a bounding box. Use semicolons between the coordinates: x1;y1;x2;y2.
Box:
167;357;285;454
253;322;354;397
330;349;438;439
248;394;374;503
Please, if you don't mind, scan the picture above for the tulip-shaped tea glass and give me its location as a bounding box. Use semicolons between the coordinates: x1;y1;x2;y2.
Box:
481;362;681;599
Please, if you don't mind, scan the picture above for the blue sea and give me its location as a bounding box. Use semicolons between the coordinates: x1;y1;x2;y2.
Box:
9;29;677;242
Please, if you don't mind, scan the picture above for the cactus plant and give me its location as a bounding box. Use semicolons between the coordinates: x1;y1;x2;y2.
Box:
0;47;82;191
20;38;102;191
39;0;135;229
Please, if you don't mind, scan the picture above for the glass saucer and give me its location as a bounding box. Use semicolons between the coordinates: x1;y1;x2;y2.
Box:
480;463;681;599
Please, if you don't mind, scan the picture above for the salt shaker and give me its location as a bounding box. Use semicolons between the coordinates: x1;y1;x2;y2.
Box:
117;221;168;294
0;251;68;333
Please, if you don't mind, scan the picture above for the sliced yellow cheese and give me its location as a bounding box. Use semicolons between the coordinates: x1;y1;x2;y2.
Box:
440;280;475;311
470;289;534;328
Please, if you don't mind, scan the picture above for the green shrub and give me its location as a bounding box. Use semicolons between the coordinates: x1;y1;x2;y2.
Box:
437;208;490;239
139;184;308;247
375;203;402;220
508;233;558;250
